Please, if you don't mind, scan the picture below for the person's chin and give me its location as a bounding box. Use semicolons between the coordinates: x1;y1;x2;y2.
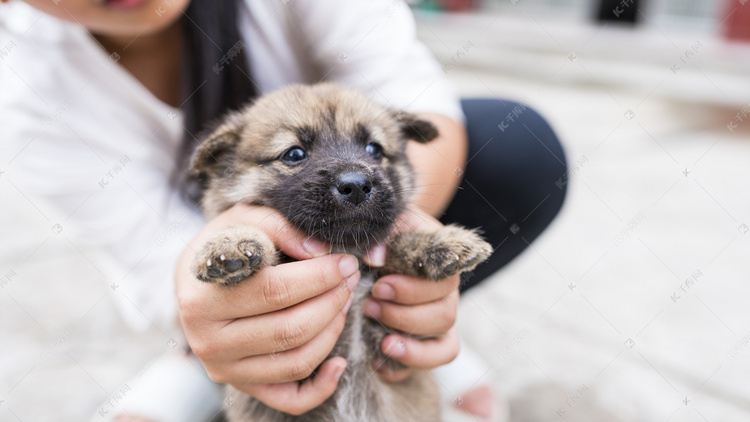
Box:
88;0;187;37
101;0;154;13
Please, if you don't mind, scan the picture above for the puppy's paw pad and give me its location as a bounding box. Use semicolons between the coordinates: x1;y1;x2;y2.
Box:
193;238;267;285
420;247;461;279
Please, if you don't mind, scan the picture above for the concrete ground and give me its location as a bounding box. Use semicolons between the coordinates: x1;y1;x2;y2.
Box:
1;10;749;422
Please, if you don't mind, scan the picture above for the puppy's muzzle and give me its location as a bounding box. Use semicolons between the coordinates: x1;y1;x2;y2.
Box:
336;171;372;206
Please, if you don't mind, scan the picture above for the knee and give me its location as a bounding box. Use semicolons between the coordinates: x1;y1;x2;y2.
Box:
461;98;568;212
520;104;567;219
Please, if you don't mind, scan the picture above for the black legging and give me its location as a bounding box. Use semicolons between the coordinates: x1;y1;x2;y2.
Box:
441;99;568;292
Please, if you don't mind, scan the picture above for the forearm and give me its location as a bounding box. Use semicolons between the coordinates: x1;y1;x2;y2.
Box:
407;113;468;217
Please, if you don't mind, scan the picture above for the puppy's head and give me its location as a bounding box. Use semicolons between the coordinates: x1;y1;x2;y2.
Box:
190;83;439;251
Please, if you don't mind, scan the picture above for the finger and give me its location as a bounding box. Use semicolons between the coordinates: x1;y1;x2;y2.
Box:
362;243;387;268
225;307;349;384
222;204;330;260
241;357;347;416
213;271;357;358
371;273;460;305
203;254;360;321
374;360;412;383
381;329;460;370
392;206;443;233
363;290;459;336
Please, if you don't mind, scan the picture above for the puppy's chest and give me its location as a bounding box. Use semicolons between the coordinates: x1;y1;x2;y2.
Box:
327;263;385;419
336;254;378;351
339;264;377;359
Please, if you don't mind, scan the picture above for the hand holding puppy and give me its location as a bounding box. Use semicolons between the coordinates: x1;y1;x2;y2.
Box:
364;205;463;383
175;204;358;415
176;204;469;415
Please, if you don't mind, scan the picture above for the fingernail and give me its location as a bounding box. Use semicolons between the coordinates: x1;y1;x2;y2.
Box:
365;244;387;267
342;295;354;314
363;300;381;319
384;336;406;358
372;282;395;300
347;273;360;291
339;255;359;277
303;237;329;257
333;363;346;382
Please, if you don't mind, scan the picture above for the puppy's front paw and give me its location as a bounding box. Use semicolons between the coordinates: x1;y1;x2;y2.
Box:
192;226;276;286
386;225;492;280
423;227;492;279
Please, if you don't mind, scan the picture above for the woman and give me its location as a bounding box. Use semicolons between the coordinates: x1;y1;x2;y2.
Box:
0;0;566;420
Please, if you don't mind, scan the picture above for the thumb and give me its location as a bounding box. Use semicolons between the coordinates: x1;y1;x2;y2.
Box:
220;204;330;260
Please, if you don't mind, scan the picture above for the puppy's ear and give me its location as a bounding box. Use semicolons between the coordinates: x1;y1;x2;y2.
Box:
392;110;439;143
190;114;245;180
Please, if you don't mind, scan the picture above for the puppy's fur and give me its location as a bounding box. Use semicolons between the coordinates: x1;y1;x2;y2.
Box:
190;83;492;422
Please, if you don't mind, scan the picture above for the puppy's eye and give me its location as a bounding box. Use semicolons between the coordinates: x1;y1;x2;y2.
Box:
280;146;307;164
365;142;383;160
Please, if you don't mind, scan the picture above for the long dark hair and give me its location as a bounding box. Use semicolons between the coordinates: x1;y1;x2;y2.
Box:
178;0;255;201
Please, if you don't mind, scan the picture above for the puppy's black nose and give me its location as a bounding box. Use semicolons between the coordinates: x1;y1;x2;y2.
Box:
336;171;372;205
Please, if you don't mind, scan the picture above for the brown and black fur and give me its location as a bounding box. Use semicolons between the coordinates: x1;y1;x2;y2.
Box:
189;83;492;422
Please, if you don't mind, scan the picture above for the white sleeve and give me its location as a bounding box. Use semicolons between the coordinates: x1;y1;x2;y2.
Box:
290;0;464;121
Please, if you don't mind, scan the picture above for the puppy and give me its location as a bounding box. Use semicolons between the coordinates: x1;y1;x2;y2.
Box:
189;83;492;422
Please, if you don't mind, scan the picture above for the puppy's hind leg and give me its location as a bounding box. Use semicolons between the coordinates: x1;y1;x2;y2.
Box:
192;226;277;285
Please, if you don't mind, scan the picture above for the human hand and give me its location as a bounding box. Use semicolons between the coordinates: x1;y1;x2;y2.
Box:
362;206;461;382
175;204;360;415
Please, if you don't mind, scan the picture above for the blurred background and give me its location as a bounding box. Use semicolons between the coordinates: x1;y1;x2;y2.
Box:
1;0;749;421
412;0;750;421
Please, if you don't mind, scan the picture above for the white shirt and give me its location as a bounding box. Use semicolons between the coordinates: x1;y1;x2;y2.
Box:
0;0;460;331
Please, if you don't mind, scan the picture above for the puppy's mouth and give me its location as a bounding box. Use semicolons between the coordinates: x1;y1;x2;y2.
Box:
266;170;400;252
286;194;399;252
